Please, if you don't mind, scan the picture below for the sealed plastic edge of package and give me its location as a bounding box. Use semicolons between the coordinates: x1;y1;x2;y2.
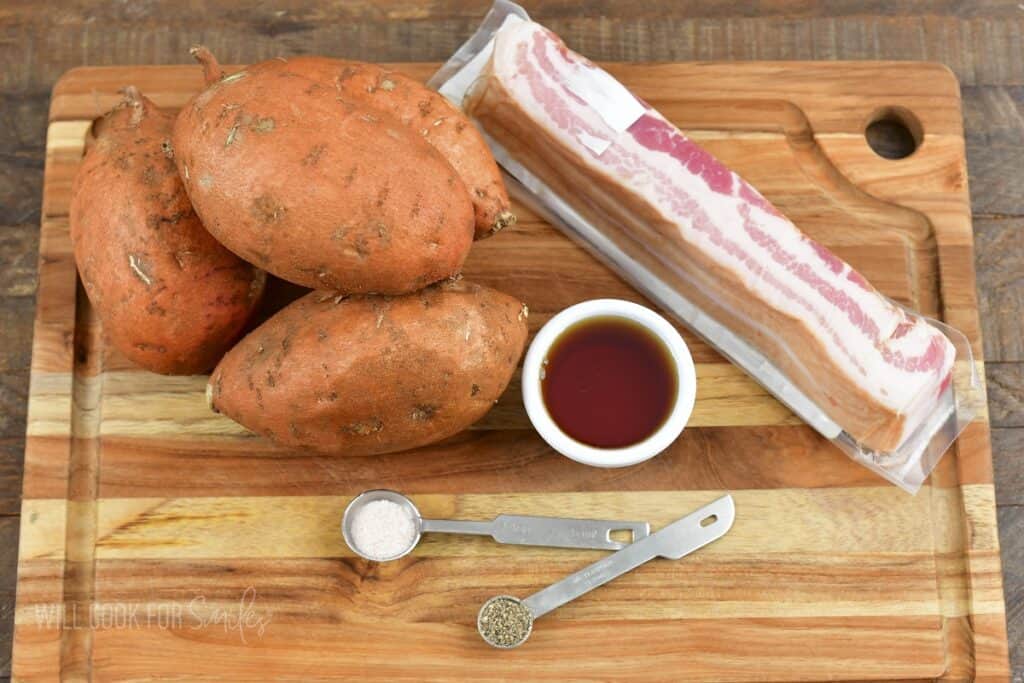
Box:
428;0;983;493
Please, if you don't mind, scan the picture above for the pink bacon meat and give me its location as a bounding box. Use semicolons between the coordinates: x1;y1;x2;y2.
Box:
467;19;955;452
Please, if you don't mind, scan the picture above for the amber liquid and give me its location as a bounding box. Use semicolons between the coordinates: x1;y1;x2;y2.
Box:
541;316;677;449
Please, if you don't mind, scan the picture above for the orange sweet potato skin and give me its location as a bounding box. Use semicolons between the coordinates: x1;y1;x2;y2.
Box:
272;57;514;239
172;58;475;293
208;281;529;456
69;91;265;375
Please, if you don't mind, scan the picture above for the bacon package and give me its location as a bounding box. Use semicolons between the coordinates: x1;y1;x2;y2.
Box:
430;1;982;492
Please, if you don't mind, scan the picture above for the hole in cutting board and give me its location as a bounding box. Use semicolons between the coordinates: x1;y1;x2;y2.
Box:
865;106;923;160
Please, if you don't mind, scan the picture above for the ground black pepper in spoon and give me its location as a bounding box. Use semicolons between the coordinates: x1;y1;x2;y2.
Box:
477;595;533;649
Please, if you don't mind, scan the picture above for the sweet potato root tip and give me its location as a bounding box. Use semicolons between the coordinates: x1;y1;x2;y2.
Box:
488;209;517;237
205;380;217;412
116;86;148;126
120;85;142;106
190;45;224;85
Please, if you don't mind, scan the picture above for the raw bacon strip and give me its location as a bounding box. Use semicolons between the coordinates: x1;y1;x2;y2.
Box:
467;20;955;452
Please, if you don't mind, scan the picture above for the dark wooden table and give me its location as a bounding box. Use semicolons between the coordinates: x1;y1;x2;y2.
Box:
1;1;1021;679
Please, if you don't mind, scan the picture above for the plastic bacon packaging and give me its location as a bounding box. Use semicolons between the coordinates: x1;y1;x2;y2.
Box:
429;0;983;493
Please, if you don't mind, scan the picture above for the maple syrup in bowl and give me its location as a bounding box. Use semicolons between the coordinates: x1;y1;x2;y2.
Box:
522;299;696;468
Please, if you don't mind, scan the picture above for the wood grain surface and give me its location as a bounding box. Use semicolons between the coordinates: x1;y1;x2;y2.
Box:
7;59;1008;681
1;1;1022;681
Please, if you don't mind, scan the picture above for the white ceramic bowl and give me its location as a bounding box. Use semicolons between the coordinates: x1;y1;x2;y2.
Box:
522;299;696;468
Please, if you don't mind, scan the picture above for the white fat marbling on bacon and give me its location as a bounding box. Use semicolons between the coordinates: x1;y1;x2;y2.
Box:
488;20;955;428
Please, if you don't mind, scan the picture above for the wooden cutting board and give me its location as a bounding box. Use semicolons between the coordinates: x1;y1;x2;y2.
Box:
14;61;1010;682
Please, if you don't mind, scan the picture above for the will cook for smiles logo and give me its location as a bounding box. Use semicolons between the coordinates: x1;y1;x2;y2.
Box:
33;586;273;644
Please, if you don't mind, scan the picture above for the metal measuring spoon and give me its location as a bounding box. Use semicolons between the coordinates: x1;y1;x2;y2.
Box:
341;489;651;562
477;495;736;648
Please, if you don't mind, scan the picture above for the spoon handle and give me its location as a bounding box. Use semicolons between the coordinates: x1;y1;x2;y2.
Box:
420;515;649;550
522;537;658;619
522;496;734;619
491;515;648;550
420;519;492;536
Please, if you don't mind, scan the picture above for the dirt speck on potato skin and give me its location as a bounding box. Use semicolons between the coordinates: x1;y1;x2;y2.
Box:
69;87;265;375
302;143;326;166
410;404;438;421
209;280;528;456
249;195;286;224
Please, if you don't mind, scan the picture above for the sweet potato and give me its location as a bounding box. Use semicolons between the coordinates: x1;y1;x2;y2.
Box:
208;280;529;455
173;49;475;294
69;88;265;375
233;54;515;239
